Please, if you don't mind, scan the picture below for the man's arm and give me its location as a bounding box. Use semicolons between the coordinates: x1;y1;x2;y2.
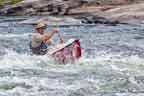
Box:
42;29;58;43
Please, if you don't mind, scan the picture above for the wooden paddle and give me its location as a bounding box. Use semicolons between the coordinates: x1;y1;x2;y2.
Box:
55;21;64;43
58;31;64;43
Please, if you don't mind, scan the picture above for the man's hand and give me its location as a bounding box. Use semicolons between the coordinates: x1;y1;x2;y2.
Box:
60;38;64;44
46;39;52;45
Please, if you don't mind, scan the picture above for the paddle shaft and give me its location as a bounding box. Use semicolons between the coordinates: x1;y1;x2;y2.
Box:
58;32;64;43
55;23;64;43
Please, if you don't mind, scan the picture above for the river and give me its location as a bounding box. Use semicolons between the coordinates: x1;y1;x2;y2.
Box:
0;17;144;96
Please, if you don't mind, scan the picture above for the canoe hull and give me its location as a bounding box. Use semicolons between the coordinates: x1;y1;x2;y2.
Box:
48;39;82;63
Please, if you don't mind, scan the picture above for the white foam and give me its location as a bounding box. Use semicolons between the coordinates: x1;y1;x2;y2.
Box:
0;33;31;38
0;50;51;69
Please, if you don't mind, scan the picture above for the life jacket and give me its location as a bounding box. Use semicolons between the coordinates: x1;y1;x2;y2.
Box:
30;41;48;55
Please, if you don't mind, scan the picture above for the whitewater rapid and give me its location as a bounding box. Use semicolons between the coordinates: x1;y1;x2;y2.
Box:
0;17;144;96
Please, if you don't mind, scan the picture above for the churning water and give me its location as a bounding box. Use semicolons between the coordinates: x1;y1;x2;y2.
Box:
0;17;144;96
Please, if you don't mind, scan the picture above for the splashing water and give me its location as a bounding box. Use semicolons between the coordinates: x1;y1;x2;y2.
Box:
0;17;144;96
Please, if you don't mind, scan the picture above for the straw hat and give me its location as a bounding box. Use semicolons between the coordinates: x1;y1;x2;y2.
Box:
36;22;47;29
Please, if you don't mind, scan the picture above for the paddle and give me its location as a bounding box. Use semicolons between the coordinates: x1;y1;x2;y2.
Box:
49;16;64;44
58;32;64;43
55;22;64;43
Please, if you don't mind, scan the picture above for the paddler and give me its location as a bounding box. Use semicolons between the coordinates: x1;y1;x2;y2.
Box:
30;22;64;55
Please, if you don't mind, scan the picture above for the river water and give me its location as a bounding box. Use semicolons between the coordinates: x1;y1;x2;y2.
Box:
0;17;144;96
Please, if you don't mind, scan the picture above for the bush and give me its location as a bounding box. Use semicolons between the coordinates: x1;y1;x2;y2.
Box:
11;0;23;4
0;0;23;7
0;0;5;6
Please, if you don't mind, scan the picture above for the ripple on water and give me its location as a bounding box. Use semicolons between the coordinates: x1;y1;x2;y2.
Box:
0;18;144;95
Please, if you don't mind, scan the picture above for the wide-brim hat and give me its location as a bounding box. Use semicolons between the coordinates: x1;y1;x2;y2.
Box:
36;22;47;29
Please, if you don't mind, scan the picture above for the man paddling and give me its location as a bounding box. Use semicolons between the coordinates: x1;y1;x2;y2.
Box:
30;22;64;55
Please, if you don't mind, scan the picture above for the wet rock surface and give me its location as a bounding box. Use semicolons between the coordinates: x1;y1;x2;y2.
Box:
18;16;82;26
77;15;121;25
16;15;122;26
1;0;144;24
0;0;87;15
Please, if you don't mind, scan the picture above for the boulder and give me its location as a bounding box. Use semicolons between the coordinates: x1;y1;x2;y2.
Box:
0;0;87;15
77;15;121;25
18;16;82;26
104;3;144;24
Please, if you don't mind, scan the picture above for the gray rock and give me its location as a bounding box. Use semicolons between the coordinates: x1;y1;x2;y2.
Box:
77;15;124;25
0;0;87;15
18;16;82;26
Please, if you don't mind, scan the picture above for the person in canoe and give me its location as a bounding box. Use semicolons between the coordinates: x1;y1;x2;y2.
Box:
30;22;64;55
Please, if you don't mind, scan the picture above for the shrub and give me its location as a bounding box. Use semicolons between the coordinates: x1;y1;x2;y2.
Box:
11;0;23;4
0;0;23;7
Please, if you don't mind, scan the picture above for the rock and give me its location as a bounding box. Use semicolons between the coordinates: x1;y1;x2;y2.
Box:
104;3;144;24
0;0;87;15
78;15;120;25
79;0;132;6
1;0;144;24
18;16;82;26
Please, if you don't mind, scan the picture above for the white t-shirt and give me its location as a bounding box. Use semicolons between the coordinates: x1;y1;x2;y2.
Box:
31;33;43;48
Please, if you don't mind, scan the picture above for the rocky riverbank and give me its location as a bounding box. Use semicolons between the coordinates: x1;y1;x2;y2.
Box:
0;0;144;25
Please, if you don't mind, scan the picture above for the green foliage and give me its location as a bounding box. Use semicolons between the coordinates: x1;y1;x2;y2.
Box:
0;0;23;7
0;0;5;6
11;0;23;4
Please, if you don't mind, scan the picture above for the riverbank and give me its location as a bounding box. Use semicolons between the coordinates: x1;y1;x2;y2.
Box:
0;0;144;24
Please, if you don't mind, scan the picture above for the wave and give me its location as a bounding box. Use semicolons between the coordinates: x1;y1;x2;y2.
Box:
0;49;144;72
0;49;144;96
0;33;31;38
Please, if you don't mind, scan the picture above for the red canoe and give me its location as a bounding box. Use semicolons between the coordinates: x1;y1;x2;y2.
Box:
47;39;82;63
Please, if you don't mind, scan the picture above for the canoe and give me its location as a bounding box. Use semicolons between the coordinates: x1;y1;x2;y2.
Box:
47;38;82;63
